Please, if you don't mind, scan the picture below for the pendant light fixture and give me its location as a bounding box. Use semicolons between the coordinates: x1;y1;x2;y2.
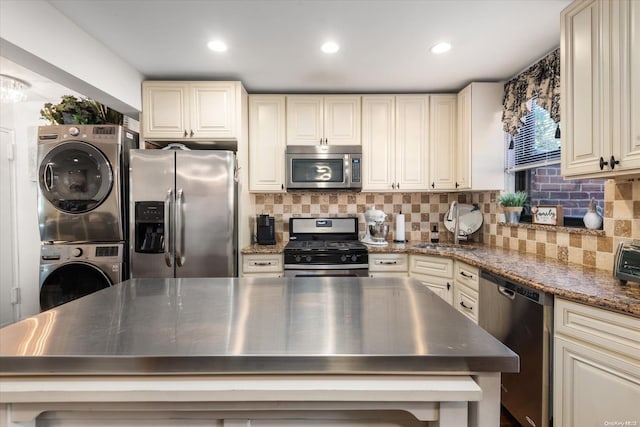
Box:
0;74;30;103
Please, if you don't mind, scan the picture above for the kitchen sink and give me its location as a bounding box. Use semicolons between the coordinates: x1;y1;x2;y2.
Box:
412;242;477;251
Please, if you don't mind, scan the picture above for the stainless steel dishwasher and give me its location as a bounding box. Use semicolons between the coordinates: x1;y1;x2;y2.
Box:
479;270;553;427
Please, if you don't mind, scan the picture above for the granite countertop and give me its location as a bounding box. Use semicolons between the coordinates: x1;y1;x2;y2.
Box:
241;241;640;317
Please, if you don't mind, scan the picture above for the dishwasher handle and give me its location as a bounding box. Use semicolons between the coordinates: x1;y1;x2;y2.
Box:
498;286;516;300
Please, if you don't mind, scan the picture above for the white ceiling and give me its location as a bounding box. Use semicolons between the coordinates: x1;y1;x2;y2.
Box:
42;0;571;94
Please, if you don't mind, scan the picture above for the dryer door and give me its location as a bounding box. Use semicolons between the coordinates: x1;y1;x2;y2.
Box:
40;262;112;311
39;141;113;214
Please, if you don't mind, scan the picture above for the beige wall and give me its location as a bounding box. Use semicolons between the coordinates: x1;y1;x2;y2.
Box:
252;178;639;273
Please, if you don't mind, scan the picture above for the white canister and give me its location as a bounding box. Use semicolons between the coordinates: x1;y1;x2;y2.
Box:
583;198;603;230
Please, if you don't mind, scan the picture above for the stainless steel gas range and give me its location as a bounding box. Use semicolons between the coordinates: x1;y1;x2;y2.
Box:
284;218;368;278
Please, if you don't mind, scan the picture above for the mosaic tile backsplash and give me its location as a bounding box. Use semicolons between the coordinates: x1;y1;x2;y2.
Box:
252;178;639;273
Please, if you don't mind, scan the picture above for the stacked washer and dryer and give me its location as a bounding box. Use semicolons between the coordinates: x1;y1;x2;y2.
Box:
37;125;138;311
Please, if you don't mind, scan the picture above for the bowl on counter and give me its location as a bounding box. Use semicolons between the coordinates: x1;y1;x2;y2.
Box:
368;223;389;242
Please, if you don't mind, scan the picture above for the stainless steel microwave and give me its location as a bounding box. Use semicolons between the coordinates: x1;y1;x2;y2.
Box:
285;145;362;191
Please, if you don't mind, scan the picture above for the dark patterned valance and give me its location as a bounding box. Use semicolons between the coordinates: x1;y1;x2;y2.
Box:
502;48;560;136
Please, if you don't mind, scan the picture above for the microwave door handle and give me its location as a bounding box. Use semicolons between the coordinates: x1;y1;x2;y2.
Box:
164;189;173;267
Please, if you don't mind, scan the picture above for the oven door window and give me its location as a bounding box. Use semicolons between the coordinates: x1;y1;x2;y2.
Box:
290;159;344;183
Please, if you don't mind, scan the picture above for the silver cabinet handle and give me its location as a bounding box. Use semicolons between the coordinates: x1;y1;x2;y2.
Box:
175;188;185;267
164;189;173;267
43;163;54;192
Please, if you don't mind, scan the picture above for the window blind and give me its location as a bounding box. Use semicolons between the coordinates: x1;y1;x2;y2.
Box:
505;98;560;173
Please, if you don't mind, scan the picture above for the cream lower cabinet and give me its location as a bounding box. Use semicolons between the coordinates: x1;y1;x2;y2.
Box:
286;95;361;146
561;0;640;179
553;298;640;426
142;81;241;140
242;254;283;277
368;253;409;277
249;95;286;192
409;254;453;304
453;261;479;323
362;95;430;191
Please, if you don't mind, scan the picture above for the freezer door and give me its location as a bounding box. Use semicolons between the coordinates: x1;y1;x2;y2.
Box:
175;150;237;277
129;150;176;278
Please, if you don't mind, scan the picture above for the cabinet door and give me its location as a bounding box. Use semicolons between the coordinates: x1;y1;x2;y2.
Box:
554;336;640;426
189;82;237;139
249;95;286;192
456;85;472;190
395;95;429;191
362;96;396;191
561;0;610;177
324;96;361;145
412;273;453;305
142;82;189;139
429;95;457;190
286;95;324;145
616;0;640;172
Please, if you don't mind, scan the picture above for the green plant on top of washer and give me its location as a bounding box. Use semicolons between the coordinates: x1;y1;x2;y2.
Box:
40;95;123;125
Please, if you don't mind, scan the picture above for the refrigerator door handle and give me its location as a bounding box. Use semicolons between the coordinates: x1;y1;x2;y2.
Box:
164;189;173;267
176;188;185;267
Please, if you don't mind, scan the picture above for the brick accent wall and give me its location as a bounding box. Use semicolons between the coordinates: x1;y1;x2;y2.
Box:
529;165;605;217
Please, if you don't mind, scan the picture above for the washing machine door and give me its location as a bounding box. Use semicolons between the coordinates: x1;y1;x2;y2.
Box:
39;141;113;214
40;262;113;311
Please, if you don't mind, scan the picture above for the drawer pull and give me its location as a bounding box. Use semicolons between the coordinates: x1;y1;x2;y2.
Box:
254;262;272;266
378;260;398;265
460;271;474;279
460;301;473;310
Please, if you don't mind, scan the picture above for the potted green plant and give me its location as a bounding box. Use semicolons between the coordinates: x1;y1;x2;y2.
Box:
40;95;123;125
498;191;528;224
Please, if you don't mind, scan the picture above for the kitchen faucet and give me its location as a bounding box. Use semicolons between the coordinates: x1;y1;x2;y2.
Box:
447;201;460;245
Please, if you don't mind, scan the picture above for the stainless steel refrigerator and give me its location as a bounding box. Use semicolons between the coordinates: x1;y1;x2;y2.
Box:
129;148;237;278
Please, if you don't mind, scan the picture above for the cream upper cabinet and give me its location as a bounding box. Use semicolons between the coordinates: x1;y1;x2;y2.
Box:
286;95;361;145
561;0;640;178
362;96;396;191
362;95;429;191
456;83;505;191
395;95;430;191
142;81;240;140
429;95;457;191
249;95;286;192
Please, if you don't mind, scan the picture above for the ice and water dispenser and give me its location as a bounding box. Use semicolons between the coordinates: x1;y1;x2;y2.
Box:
134;201;165;253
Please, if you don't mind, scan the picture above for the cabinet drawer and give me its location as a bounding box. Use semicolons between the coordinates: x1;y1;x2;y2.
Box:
454;261;479;291
555;298;640;361
410;255;453;278
454;282;479;323
242;254;283;274
369;253;409;272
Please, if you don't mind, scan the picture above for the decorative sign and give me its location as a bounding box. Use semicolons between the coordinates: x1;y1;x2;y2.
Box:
532;205;564;226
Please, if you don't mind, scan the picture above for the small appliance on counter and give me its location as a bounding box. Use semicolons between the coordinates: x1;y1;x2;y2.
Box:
256;214;276;245
361;206;389;246
614;241;640;285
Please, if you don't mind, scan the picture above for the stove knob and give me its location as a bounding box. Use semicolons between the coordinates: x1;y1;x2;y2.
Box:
305;255;312;262
341;255;347;262
351;254;358;262
72;248;83;258
295;256;301;263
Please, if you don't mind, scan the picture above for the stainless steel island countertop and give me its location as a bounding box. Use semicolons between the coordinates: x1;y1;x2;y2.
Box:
0;277;518;375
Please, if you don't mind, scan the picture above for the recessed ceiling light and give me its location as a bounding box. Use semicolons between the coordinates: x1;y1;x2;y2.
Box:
207;40;228;52
430;42;452;54
321;41;340;54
